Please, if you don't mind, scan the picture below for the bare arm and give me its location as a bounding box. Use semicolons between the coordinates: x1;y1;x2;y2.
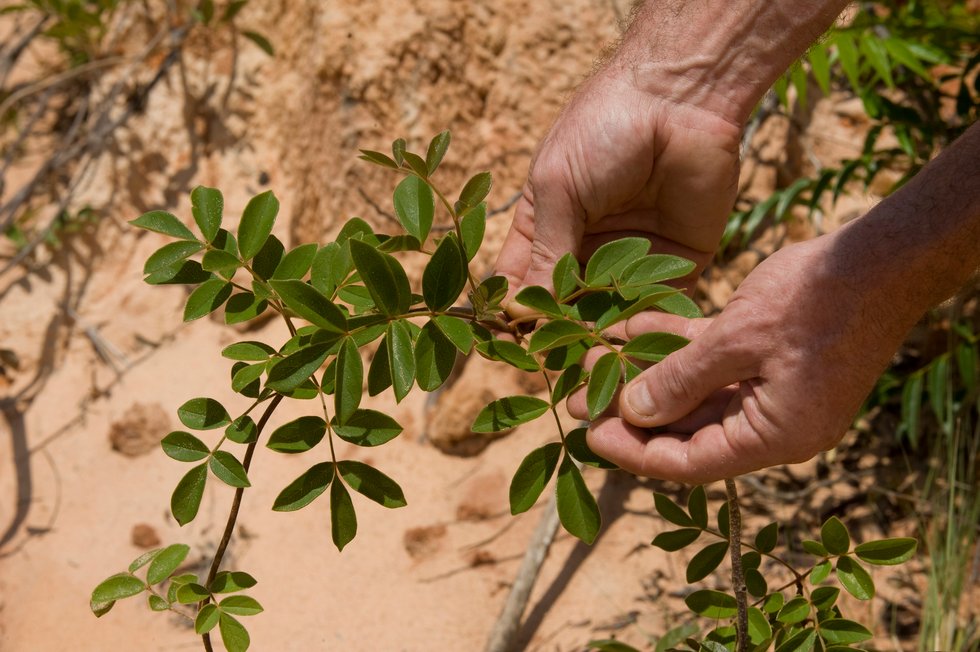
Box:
494;0;850;301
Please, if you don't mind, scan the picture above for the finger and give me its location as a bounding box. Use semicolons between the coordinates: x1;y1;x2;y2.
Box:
587;406;772;484
618;318;759;428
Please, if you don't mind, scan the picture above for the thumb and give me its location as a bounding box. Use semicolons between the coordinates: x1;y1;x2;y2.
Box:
619;321;758;427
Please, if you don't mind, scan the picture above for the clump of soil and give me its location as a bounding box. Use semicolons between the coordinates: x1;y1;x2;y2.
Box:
108;402;170;457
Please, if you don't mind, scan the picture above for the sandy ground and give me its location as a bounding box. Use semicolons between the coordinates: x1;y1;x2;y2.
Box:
0;1;941;651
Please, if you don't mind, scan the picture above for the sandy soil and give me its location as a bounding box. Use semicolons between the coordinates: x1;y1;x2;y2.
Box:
0;2;940;651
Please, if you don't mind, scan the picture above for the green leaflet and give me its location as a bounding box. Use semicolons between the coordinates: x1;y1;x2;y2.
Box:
337;460;407;508
393;175;434;242
272;462;333;512
555;454;600;544
191;185;223;242
472;395;550;433
509;442;562;514
237;190;279;260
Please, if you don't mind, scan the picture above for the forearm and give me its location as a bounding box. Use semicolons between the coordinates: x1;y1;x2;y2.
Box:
830;122;980;340
610;0;849;125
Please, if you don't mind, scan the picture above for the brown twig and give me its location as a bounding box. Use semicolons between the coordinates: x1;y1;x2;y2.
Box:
725;478;748;652
201;394;284;652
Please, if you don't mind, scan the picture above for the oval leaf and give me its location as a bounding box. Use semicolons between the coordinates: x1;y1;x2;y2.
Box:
472;395;550;433
686;541;729;582
685;589;737;619
269;279;346;333
422;235;467;311
334;337;363;424
820;516;850;555
218;612;250;652
584;237;649;286
146;543;190;585
393;175;434;242
178;397;231;430
414;321;456;391
332;409;402;447
130;210;196;240
836;555;875;600
195;603;220;635
854;537;917;566
330;479;357;551
337;460;407;508
91;573;145;606
171;463;208;525
458;171;492;208
191;186;223;242
555;454;601;544
272;462;334;512
209;451;250;488
652;528;702;552
267;416;327;454
237;190;279;260
509;442;562;514
586;352;622;419
161;431;210;462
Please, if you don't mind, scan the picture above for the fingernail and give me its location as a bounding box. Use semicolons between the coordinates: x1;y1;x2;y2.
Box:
625;382;656;417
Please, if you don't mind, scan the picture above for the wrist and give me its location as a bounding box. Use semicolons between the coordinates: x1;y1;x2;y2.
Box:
608;1;848;126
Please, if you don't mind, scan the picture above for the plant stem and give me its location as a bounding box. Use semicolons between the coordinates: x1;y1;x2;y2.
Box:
726;478;749;652
201;393;284;652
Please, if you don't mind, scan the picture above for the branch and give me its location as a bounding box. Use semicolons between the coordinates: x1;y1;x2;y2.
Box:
725;478;748;652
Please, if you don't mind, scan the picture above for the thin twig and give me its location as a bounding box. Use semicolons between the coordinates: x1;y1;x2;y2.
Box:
725;478;748;652
200;394;284;651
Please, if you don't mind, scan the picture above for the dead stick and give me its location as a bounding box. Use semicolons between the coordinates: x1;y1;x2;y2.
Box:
483;490;561;652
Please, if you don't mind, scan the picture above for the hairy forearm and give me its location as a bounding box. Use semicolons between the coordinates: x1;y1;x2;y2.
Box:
610;0;849;124
831;122;980;339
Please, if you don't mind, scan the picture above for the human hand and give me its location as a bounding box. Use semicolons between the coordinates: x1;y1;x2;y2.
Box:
567;233;909;483
494;65;742;308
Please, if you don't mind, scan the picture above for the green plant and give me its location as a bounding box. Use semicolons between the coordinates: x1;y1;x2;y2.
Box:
722;0;978;251
90;131;704;651
589;486;918;652
90;131;922;651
